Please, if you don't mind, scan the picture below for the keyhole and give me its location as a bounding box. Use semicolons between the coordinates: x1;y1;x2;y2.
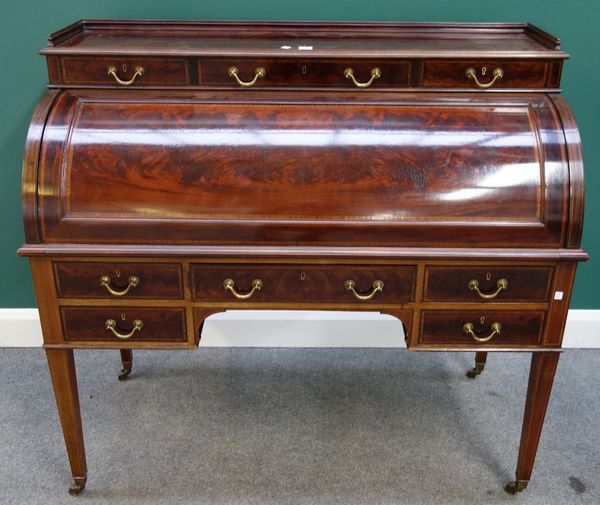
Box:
115;269;122;278
122;63;128;73
481;66;487;76
300;272;306;281
480;316;486;325
121;313;127;321
486;272;492;281
301;65;307;75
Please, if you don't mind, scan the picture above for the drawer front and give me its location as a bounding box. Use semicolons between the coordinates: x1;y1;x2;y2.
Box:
419;310;545;347
200;59;410;88
54;262;184;299
59;57;189;85
192;264;415;303
423;266;553;302
61;307;186;342
422;60;549;89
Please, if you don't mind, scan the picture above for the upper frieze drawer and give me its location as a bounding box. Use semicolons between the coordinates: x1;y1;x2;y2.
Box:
52;56;190;86
421;60;557;89
199;59;410;88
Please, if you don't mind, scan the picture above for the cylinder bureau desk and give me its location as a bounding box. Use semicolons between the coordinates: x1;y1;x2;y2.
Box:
19;20;587;496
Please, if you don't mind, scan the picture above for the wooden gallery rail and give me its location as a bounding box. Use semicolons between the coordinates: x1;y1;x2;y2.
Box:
19;20;587;496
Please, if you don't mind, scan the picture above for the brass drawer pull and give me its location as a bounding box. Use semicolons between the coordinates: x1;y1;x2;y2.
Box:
223;278;263;299
100;275;139;297
107;65;145;86
105;319;144;340
345;279;384;300
344;67;381;88
468;278;508;299
463;322;502;343
227;66;266;87
465;67;503;89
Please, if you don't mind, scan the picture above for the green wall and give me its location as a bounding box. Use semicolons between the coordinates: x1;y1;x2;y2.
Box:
1;0;598;308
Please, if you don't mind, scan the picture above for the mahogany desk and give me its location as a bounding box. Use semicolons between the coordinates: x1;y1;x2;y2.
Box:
19;20;587;495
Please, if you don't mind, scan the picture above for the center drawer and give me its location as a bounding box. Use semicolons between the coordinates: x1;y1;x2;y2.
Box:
191;264;416;304
200;59;410;88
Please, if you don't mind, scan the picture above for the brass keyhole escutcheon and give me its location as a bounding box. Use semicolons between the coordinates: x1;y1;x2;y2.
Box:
481;66;487;75
480;316;486;325
122;63;128;73
301;65;307;75
116;269;121;278
486;272;492;281
121;313;127;321
300;272;306;280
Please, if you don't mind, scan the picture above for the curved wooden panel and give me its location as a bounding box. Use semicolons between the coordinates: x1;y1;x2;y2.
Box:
22;90;59;243
549;95;585;249
35;90;572;247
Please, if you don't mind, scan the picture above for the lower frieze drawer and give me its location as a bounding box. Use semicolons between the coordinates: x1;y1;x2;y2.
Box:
191;264;416;303
419;310;546;347
60;307;187;343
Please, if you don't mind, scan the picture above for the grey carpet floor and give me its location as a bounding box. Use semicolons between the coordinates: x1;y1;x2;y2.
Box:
1;348;598;505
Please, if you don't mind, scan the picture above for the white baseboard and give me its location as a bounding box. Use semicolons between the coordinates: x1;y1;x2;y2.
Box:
0;309;45;347
562;310;600;348
0;309;598;349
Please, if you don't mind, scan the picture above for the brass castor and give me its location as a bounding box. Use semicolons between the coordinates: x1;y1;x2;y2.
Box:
466;352;488;379
466;363;485;379
505;480;529;494
118;362;132;381
118;349;133;381
68;476;87;496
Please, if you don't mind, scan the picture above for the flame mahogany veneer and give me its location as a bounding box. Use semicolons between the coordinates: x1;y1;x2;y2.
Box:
19;20;587;496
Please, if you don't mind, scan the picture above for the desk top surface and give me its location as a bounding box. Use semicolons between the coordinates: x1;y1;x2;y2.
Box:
42;20;566;59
